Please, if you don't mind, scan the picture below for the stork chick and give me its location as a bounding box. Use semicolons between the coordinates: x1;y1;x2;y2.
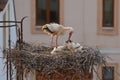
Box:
65;41;83;53
42;23;74;47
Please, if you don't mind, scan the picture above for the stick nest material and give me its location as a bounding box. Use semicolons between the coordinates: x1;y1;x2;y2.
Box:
5;42;106;75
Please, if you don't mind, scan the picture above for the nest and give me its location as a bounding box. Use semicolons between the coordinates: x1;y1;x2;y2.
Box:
5;42;107;79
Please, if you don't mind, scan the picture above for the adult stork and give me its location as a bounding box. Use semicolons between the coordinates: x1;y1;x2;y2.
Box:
42;23;74;47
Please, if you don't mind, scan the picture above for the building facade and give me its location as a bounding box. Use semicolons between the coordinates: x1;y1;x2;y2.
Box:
1;0;120;80
14;0;120;80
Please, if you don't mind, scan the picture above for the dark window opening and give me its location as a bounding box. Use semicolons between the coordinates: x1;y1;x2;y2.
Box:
102;66;114;80
102;0;114;27
36;0;59;25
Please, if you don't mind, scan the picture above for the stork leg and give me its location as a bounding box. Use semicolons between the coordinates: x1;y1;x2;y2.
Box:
56;36;58;47
50;36;53;47
68;32;73;41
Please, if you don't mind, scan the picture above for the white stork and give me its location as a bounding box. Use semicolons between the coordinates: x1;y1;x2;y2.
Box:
42;23;74;47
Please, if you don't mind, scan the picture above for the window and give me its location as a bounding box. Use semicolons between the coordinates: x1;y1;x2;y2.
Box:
102;0;114;27
31;0;64;33
102;66;114;80
98;63;118;80
97;0;119;35
36;0;59;25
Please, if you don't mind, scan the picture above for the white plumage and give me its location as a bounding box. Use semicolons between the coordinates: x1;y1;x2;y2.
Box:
42;23;74;47
51;41;83;54
64;41;83;53
51;46;65;54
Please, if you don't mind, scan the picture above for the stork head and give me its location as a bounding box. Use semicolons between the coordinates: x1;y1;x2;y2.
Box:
42;24;54;34
41;24;49;31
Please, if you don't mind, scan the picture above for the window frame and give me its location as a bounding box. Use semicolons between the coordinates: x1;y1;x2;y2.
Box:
98;63;118;80
31;0;64;34
102;66;114;80
97;0;119;35
102;0;114;27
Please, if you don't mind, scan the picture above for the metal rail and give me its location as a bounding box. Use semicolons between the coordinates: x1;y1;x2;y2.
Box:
0;16;27;80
